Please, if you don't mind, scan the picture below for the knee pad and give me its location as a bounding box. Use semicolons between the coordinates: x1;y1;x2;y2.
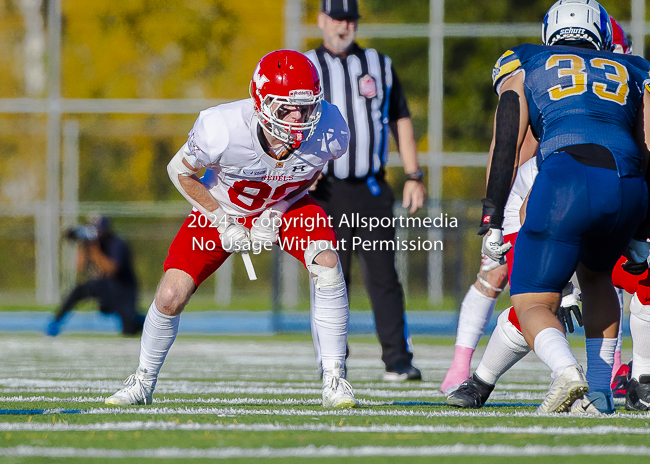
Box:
304;240;344;290
497;307;529;351
630;294;650;323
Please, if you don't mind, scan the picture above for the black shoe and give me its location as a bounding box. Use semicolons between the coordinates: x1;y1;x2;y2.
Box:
625;375;650;411
383;364;422;382
611;361;631;399
447;373;495;408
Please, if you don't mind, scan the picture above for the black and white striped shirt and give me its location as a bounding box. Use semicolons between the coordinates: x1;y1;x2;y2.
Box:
305;44;410;180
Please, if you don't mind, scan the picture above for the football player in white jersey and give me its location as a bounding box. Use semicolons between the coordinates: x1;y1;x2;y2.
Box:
105;50;359;409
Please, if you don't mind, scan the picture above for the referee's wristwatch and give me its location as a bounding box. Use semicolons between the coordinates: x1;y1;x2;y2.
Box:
406;168;424;183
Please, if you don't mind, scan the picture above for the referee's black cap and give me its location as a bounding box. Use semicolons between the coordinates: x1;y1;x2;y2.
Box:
322;0;361;21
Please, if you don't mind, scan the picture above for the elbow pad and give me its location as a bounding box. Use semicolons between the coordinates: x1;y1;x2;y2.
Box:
167;144;199;179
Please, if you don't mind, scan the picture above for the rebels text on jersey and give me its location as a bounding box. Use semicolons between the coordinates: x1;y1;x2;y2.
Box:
182;99;349;217
492;43;650;177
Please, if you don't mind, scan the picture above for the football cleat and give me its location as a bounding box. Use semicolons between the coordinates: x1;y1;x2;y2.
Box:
105;367;156;406
446;373;495;409
383;364;422;383
536;364;589;414
322;362;359;409
570;391;615;415
611;361;631;399
625;375;650;412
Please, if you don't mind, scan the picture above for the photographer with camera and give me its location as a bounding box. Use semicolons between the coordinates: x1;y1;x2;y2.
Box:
47;214;144;336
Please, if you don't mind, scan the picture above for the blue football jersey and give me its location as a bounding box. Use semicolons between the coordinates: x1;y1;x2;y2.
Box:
492;43;650;177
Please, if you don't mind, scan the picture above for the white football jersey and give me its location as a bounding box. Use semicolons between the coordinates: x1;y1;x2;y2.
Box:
503;157;538;236
182;99;349;217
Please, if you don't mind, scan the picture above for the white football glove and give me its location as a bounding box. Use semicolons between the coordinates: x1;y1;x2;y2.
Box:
250;208;283;246
481;228;512;265
219;222;251;253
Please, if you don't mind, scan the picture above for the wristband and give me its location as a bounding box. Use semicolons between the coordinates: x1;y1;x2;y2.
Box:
406;168;424;183
478;198;504;235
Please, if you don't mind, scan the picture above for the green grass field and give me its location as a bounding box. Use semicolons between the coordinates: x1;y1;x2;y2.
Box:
0;333;648;463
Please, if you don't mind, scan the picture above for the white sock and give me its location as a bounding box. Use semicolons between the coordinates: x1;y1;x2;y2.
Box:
533;327;577;376
312;279;348;372
585;338;617;392
630;295;650;380
309;280;322;372
455;285;497;349
475;307;530;385
138;302;180;378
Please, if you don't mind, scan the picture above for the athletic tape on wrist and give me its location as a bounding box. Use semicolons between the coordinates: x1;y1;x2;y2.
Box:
476;273;504;293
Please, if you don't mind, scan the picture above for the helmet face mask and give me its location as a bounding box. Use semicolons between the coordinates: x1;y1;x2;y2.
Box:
250;50;323;147
542;0;613;52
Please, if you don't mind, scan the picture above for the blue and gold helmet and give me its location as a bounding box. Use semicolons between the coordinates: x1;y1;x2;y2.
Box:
542;0;613;51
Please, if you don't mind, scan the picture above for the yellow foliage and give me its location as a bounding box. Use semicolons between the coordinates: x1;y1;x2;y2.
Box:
61;0;284;99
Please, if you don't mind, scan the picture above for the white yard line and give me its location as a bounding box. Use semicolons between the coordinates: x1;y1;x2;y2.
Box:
0;392;551;403
0;396;387;406
0;378;549;399
0;420;649;435
26;406;642;419
0;378;549;391
1;444;650;458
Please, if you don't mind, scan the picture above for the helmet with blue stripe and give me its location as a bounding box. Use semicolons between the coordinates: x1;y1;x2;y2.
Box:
542;0;613;51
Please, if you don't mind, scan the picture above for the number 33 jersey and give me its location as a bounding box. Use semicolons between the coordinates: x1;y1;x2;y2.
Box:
492;43;650;177
182;98;349;218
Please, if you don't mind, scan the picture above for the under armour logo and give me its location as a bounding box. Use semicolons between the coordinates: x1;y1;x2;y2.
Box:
292;165;307;172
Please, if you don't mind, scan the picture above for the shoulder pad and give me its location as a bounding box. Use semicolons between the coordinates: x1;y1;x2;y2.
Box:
492;49;523;92
188;107;230;166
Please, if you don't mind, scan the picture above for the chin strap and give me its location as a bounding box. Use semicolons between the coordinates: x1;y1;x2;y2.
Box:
290;130;304;149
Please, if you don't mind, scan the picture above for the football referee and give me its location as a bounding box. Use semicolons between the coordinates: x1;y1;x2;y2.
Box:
306;0;426;381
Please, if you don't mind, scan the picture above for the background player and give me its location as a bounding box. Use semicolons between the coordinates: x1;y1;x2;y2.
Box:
611;257;650;410
441;130;536;394
105;50;359;409
47;214;143;337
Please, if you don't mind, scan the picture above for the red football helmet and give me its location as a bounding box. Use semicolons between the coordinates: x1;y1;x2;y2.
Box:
611;17;632;54
250;50;323;147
